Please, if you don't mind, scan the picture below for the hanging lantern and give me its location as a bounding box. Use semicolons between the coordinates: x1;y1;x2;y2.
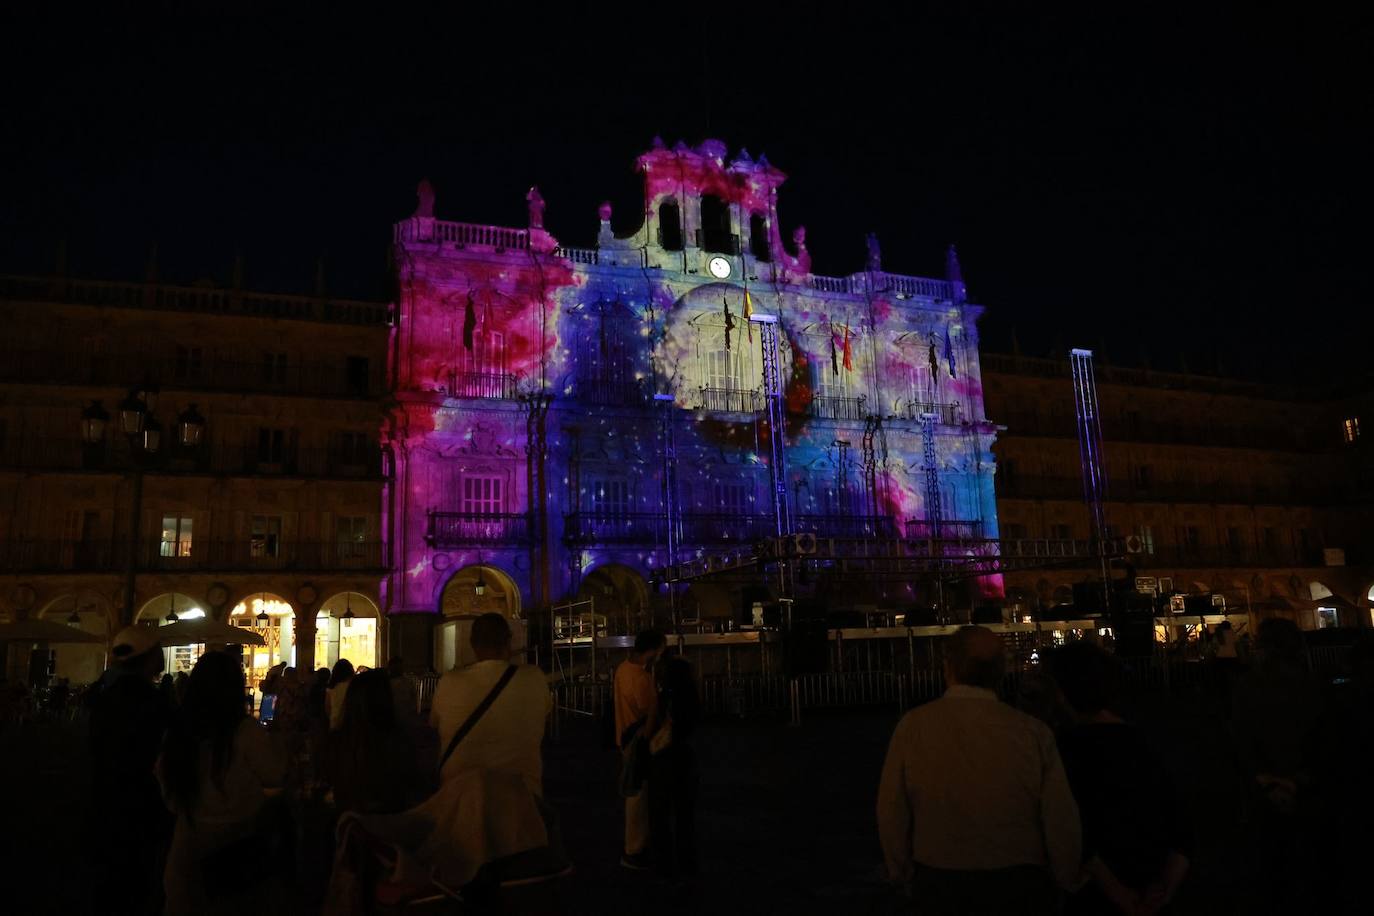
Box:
177;403;206;447
165;594;179;623
118;390;146;437
255;593;269;624
474;570;487;597
142;415;163;454
80;400;110;444
342;592;355;629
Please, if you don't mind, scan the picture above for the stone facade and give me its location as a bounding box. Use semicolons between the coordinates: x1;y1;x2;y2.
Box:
386;140;1000;665
983;352;1374;628
0;275;390;687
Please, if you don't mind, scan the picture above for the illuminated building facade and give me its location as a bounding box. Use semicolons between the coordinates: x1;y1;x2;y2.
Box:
386;139;1002;663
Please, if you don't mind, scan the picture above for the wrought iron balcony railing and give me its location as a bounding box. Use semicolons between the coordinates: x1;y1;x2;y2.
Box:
426;512;530;547
698;386;763;413
807;396;868;421
0;437;384;479
902;400;961;425
442;370;520;400
0;539;385;572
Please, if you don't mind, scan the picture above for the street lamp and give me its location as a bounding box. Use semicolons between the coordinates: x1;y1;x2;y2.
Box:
118;390;147;437
342;592;355;629
256;592;270;624
142;415;163;454
177;403;205;448
165;593;179;623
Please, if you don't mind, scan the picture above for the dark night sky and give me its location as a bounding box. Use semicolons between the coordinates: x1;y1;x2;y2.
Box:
3;8;1370;380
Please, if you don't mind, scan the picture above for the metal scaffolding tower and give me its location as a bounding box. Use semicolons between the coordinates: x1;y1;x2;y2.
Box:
1070;348;1112;607
752;313;791;537
919;411;942;537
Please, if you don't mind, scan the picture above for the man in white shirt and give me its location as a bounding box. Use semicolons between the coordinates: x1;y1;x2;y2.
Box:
430;613;552;795
877;625;1082;914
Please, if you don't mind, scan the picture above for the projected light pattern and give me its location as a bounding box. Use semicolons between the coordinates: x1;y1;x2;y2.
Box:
386;140;1003;619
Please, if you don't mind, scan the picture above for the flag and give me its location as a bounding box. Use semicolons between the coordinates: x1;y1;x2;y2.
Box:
928;333;939;388
842;322;854;372
723;296;735;351
743;289;754;343
462;293;477;351
830;324;839;377
944;326;957;379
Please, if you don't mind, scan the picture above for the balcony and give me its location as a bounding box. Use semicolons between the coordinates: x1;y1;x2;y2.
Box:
698;387;763;413
902;400;962;425
0;437;384;480
394;219;529;252
0;539;385;573
794;515;901;538
0;347;384;399
0;274;389;327
574;377;650;407
1132;545;1326;569
442;370;520;400
426;512;530;547
903;519;985;540
681;513;775;544
564;512;665;545
808;396;868;421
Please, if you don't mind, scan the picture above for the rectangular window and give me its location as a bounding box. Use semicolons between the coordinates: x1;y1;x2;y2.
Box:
466;330;506;376
1136;525;1155;554
1135;465;1154;490
346;356;370;396
1003;522;1028;540
590;479;630;518
335;515;366;561
332;431;370;466
250;515;282;558
1344;417;1360;443
257;428;287;464
160;516;192;558
462;476;504;515
1050;523;1073;540
262;351;289;386
174;346;203;381
1181;526;1201;549
713;481;750;514
1226;526;1244;551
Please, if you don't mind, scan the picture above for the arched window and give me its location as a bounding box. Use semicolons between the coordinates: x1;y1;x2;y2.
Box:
698;195;733;253
749;212;770;261
658;199;683;251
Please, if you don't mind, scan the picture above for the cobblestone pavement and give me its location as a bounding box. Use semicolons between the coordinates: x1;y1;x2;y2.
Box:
0;689;1304;915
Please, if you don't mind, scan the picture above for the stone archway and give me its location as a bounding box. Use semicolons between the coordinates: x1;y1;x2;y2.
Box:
37;591;115;685
435;565;524;672
577;563;650;635
228;592;295;702
137;592;206;677
316;591;381;672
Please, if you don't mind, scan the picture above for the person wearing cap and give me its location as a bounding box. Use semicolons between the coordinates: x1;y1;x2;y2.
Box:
88;625;174;915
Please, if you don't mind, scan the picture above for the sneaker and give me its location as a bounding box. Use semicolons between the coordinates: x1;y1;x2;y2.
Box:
620;852;653;871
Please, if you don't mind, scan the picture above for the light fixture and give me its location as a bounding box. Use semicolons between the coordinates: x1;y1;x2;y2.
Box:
80;400;110;444
141;384;160;414
118;389;147;437
255;592;269;624
67;606;81;626
474;570;487;597
342;592;355;629
165;594;179;623
177;403;206;447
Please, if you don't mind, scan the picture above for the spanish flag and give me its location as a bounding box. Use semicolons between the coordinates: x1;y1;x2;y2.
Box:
744;290;754;342
842;322;853;372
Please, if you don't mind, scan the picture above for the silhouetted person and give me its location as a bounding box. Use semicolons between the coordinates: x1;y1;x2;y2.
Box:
615;628;665;870
157;651;286;915
326;658;354;730
878;626;1080;914
88;626;172;916
1048;642;1191;914
325;668;428;815
1231;617;1320;913
386;655;419;729
650;650;700;880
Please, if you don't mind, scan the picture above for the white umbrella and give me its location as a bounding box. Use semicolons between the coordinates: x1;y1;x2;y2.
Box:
0;618;105;644
158;618;265;648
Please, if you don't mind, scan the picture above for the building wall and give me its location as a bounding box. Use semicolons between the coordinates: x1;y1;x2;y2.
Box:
0;276;391;682
983;352;1373;627
387;140;1002;651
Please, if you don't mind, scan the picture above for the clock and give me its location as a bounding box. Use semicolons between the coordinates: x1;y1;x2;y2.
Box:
707;256;732;279
206;583;229;608
296;583;319;608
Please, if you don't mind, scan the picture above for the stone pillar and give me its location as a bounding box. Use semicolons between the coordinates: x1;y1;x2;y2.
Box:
294;582;320;675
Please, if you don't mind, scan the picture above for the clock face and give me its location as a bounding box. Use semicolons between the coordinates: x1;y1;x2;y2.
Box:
707;256;732;279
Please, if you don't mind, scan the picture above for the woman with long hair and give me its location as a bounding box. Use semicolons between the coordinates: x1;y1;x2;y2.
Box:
157;650;286;915
325;668;428;815
326;658;355;730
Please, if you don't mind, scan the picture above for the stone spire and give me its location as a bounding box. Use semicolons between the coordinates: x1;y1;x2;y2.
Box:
946;244;966;302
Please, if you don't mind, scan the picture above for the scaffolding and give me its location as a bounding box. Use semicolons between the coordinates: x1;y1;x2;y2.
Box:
1070;348;1112;608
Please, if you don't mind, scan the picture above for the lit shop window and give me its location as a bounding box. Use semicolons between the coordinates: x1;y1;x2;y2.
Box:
1343;417;1360;443
160;516;192;558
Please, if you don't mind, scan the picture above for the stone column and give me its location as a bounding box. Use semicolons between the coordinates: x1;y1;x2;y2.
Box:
294;582;320;675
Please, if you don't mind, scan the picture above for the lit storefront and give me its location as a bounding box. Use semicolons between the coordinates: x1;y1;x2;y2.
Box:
314;592;378;673
230;594;294;702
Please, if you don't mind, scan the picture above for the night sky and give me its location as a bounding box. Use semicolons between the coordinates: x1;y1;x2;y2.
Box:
3;9;1370;381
